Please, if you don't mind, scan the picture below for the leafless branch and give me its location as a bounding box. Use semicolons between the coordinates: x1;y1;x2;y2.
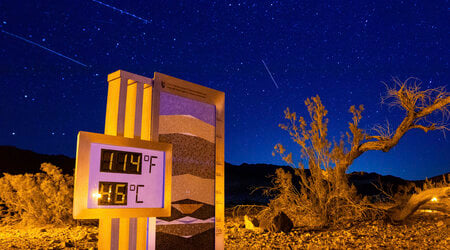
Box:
345;78;450;164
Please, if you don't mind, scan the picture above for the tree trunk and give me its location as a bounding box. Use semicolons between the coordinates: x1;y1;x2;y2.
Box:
387;187;450;223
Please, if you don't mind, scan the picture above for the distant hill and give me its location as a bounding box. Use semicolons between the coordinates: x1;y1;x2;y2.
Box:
226;164;449;205
0;146;448;206
0;146;75;175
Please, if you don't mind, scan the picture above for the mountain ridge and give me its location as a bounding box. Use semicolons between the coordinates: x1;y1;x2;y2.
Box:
1;145;448;205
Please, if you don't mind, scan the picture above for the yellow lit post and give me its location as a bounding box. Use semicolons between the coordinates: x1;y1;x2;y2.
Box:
89;70;224;249
102;70;161;250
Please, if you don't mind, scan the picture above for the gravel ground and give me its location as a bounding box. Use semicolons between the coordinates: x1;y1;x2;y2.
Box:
0;211;447;249
0;225;98;249
225;211;449;249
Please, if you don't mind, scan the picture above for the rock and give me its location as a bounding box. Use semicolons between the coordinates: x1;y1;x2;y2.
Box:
244;215;265;233
271;212;293;233
39;228;47;233
244;215;259;229
436;221;444;227
59;241;72;248
88;233;97;240
77;232;87;240
87;233;98;242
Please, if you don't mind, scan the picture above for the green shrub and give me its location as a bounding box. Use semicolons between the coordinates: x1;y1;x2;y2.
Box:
0;163;74;226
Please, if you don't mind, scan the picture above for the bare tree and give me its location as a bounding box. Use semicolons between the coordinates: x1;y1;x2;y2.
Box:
344;78;449;173
274;78;450;224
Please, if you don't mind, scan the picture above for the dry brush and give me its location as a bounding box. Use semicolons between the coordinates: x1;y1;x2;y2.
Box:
269;78;450;227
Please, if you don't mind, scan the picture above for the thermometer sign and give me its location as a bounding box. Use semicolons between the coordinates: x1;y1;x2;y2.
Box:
87;142;165;209
73;131;172;219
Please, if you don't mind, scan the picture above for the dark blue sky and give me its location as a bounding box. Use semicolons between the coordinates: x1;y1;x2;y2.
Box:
0;0;449;180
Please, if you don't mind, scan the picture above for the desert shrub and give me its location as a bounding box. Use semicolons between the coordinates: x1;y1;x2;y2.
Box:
0;163;74;226
269;96;382;228
415;174;450;193
257;168;309;228
259;167;380;228
230;204;265;218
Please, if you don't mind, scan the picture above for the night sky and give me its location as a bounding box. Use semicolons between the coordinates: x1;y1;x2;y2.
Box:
1;1;449;180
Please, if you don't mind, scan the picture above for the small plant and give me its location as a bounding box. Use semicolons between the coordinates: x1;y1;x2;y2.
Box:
0;163;74;226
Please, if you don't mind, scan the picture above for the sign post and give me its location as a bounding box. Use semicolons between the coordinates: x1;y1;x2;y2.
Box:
74;70;224;249
152;73;225;249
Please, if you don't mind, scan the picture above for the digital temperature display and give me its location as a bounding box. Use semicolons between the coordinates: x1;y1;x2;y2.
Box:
73;131;172;219
100;149;142;174
88;143;163;209
98;181;128;205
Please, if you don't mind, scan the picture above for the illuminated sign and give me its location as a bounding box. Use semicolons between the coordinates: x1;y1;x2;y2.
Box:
73;131;172;219
89;70;224;249
152;72;225;249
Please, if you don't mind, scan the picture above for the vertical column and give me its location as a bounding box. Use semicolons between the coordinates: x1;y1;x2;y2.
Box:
104;70;155;250
150;78;161;142
124;79;137;138
118;218;130;250
136;217;148;250
98;217;112;249
137;81;153;250
147;217;156;249
105;75;127;136
119;78;145;250
103;71;129;249
129;218;138;250
134;82;144;139
141;83;153;141
111;218;120;250
124;79;144;139
142;77;161;249
215;94;225;250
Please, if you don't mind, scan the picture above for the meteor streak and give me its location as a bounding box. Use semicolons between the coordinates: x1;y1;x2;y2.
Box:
1;29;88;67
261;59;279;89
91;0;151;24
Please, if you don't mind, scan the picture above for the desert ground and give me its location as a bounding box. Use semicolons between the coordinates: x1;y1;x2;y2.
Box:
0;210;447;249
225;210;449;249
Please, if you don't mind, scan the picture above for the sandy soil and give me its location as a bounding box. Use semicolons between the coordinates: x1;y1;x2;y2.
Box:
0;211;447;249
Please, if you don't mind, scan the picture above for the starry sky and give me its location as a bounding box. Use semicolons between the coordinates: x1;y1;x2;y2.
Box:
0;0;449;180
